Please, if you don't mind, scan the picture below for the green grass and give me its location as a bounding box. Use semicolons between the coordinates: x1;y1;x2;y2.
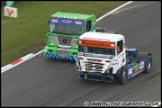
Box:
1;1;126;67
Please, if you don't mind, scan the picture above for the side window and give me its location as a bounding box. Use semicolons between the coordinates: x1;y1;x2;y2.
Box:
86;20;91;31
117;40;123;55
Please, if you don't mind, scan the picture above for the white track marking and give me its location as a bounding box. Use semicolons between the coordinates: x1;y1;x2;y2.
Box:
96;1;133;22
1;1;134;73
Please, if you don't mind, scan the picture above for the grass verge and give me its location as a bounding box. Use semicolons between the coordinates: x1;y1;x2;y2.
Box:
1;1;126;66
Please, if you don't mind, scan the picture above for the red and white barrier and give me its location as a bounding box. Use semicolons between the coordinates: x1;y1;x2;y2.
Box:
1;53;34;73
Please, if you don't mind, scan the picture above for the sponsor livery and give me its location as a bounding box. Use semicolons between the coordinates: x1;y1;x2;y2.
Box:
78;40;115;49
75;32;152;84
44;12;96;60
50;18;84;26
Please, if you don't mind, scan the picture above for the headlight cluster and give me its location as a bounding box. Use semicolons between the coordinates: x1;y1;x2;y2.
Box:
72;44;78;48
50;42;55;45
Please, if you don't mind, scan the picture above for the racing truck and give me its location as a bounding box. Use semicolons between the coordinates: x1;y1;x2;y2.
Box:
75;31;153;84
44;12;96;60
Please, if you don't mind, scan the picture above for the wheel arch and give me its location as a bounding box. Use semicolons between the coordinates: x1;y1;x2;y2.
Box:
136;51;153;73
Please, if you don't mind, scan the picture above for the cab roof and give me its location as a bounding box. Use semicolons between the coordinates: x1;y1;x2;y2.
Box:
79;32;124;42
51;12;95;20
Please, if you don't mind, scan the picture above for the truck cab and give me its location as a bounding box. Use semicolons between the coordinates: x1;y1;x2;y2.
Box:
75;32;126;80
75;31;153;84
44;12;96;60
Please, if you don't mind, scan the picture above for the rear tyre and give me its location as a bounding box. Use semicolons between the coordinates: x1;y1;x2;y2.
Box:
136;52;153;73
118;67;128;85
145;55;152;73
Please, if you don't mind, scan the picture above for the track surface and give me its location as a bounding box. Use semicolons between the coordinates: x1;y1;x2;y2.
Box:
2;1;161;107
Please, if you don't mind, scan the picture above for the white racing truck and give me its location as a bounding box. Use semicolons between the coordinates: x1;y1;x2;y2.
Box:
75;31;153;84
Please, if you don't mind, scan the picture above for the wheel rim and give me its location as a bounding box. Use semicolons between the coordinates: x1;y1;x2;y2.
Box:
123;70;127;80
147;57;152;70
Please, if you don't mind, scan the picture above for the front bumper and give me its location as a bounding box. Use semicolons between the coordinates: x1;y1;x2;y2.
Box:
44;45;77;60
75;71;114;82
45;52;76;60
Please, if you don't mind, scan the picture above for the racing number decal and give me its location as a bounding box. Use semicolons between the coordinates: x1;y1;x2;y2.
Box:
134;64;139;72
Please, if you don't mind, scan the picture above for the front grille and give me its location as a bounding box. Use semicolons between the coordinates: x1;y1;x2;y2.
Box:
57;49;69;57
84;62;104;72
58;36;72;46
87;59;102;62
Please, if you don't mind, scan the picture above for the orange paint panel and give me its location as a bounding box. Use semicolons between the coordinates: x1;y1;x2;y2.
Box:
79;40;115;49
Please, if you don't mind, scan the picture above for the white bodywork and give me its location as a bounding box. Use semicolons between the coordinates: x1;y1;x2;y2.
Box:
79;32;124;42
76;32;126;74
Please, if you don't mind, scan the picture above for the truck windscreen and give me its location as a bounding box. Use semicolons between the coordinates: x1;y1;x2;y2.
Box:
79;46;115;55
49;18;84;35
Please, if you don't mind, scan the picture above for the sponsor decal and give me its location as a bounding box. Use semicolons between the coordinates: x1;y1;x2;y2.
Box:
84;74;87;79
51;18;58;23
140;61;144;69
128;68;132;75
131;69;144;77
111;44;115;47
75;20;83;25
110;59;118;67
79;40;115;49
61;19;72;23
134;64;139;72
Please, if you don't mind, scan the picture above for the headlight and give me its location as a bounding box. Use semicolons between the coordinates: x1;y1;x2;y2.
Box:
50;42;55;45
73;44;78;48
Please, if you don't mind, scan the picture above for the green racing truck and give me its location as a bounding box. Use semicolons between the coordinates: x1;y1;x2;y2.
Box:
44;12;96;60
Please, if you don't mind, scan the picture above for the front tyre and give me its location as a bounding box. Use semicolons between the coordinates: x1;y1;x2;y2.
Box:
118;67;128;85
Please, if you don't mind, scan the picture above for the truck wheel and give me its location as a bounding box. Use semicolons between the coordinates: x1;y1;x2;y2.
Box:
136;52;153;73
145;55;152;73
118;67;128;85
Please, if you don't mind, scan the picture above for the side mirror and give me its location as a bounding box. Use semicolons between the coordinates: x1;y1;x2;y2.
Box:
48;20;50;24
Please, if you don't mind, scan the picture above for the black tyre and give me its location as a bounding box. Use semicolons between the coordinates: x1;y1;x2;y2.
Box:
145;55;152;73
118;67;128;85
136;52;153;73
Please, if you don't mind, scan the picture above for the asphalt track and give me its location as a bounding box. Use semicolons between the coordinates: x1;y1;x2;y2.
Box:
2;1;161;107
